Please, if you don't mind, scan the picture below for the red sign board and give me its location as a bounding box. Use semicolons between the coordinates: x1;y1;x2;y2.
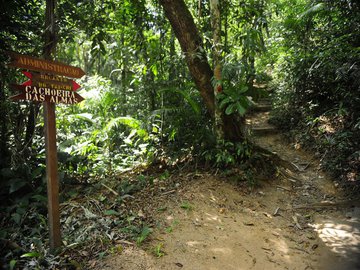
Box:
7;52;85;78
22;71;81;91
10;84;84;104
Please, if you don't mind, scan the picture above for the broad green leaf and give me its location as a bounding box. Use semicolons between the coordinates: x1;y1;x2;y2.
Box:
20;252;40;258
219;97;231;109
239;96;251;110
104;209;120;216
300;3;325;19
151;64;158;76
9;179;27;193
236;103;247;116
11;213;22;225
9;260;17;270
225;104;236;115
239;85;249;94
158;88;201;115
31;194;47;202
71;113;95;124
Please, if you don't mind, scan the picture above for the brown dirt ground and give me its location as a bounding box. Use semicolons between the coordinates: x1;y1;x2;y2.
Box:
94;115;360;270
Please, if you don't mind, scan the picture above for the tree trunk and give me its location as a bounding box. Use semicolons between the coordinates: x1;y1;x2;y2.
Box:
159;0;245;141
159;0;215;114
210;0;224;141
0;69;9;169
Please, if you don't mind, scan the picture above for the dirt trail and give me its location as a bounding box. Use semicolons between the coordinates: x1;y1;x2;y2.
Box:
97;110;360;270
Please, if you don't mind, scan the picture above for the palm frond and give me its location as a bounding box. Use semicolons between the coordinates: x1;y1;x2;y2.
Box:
158;88;201;115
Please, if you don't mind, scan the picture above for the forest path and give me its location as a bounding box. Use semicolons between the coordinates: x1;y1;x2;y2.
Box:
96;107;360;270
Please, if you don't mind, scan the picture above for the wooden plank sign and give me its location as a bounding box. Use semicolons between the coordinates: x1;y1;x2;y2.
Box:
7;51;85;78
22;71;81;91
7;50;86;251
10;84;84;104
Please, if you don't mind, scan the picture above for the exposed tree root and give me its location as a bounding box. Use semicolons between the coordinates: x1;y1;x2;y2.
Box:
293;198;360;209
252;144;300;173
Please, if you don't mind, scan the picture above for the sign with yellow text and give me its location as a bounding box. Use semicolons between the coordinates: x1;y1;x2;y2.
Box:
10;84;84;104
7;52;85;78
22;71;81;91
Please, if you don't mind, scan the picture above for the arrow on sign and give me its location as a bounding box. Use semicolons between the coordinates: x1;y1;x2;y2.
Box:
10;84;84;104
22;71;81;91
72;80;81;91
7;51;85;78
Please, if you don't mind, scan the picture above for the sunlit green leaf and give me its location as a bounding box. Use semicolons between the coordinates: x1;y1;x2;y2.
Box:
20;252;41;258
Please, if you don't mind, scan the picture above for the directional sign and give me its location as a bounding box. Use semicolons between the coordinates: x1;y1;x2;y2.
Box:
7;51;85;78
7;49;86;251
22;71;81;91
10;84;84;104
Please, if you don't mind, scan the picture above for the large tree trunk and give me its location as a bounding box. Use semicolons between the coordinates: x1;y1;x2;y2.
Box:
159;0;245;141
159;0;215;114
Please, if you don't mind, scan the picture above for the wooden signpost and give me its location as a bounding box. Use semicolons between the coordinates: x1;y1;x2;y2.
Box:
22;71;82;91
8;52;85;78
7;51;85;251
10;84;84;104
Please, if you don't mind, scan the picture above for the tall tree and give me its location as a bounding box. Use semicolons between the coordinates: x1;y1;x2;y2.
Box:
159;0;245;141
210;0;224;141
159;0;214;113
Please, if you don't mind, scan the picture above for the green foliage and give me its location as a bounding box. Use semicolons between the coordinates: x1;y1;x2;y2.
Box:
9;259;17;270
165;220;179;233
267;0;360;184
180;201;193;211
136;226;152;246
3;0;358;268
158;87;201;116
152;243;165;258
217;85;252;116
202;139;253;168
56;75;153;177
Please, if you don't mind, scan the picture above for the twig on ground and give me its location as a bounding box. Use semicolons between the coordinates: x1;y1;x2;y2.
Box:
101;183;119;196
276;185;292;192
161;190;176;196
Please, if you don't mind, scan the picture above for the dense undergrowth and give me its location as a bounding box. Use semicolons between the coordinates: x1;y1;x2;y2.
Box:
268;1;360;189
0;149;257;269
0;165;185;269
0;75;256;269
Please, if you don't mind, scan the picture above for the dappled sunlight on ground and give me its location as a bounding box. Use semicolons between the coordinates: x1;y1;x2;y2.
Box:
309;210;360;269
166;215;174;221
269;238;289;255
204;212;222;222
310;220;360;256
186;240;202;247
210;247;233;255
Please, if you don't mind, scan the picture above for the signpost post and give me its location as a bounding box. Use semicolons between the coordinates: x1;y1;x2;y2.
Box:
7;0;84;252
43;0;61;251
7;50;85;251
